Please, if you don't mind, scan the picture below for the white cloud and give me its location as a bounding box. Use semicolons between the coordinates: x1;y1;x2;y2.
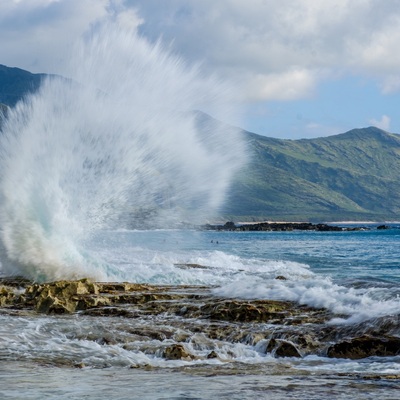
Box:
245;69;317;101
126;0;400;100
0;0;110;73
369;115;391;131
380;75;400;94
2;0;400;101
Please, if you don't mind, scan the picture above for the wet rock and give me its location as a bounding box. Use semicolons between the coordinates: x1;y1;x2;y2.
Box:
174;263;212;270
36;294;77;314
75;295;111;310
128;327;176;341
164;344;194;361
81;306;138;318
0;286;17;306
207;350;219;359
96;282;150;293
327;335;400;359
377;225;390;230
266;338;302;358
28;278;99;298
0;276;33;288
293;333;321;352
25;279;101;313
200;299;292;323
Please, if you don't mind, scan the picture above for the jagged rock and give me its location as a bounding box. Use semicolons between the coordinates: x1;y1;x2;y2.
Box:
26;278;98;300
36;294;77;314
164;344;194;361
25;279;100;313
327;335;400;359
0;286;17;306
266;338;302;358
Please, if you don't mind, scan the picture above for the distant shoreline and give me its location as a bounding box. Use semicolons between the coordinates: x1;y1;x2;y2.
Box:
201;221;392;232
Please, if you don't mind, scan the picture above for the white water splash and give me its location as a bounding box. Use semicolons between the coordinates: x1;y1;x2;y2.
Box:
0;24;245;281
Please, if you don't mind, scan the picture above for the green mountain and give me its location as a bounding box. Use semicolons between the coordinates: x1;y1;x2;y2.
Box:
1;64;399;222
224;127;400;221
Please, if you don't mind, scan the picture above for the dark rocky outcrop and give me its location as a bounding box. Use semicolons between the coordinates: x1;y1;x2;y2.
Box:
266;338;302;358
202;221;368;232
327;335;400;359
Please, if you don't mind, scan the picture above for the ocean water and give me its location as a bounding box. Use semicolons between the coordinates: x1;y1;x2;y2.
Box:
1;228;400;399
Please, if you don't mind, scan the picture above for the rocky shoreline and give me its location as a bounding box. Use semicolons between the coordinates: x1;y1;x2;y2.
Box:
202;221;377;231
1;273;399;370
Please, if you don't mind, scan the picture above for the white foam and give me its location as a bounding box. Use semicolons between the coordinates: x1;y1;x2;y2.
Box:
214;272;400;324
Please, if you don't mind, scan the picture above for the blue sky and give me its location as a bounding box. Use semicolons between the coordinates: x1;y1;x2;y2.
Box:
244;76;400;138
1;0;400;139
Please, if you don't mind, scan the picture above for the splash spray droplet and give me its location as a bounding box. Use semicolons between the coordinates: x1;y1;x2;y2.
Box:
0;23;246;281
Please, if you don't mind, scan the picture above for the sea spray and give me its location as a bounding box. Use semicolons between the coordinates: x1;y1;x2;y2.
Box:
0;23;246;281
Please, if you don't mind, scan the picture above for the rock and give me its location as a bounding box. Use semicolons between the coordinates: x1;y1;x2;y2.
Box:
327;335;400;359
0;286;17;306
25;279;100;313
174;263;211;270
377;225;390;230
200;299;291;323
206;350;219;359
36;294;77;314
294;333;321;352
26;279;98;300
266;338;302;358
203;221;350;232
164;344;194;361
96;282;150;293
75;295;111;310
0;276;32;288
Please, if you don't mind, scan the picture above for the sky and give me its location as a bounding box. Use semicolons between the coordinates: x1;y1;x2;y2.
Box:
1;0;400;139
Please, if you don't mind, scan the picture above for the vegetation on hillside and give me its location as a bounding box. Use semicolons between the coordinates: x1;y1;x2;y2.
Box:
224;127;400;221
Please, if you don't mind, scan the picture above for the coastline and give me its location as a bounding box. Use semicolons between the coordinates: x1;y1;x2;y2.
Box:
202;221;379;232
1;276;400;369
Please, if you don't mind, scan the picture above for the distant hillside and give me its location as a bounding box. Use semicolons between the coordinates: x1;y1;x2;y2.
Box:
224;127;400;221
1;64;399;222
0;64;46;107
